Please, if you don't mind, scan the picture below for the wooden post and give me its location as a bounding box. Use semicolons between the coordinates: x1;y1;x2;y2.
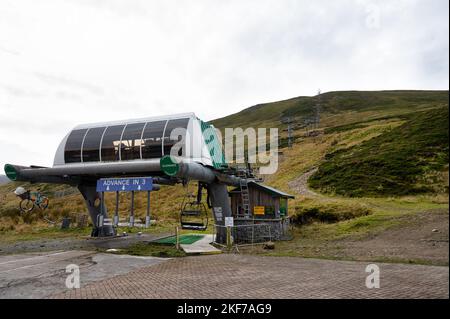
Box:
226;226;232;251
114;191;119;226
129;191;135;227
145;191;151;228
175;226;180;250
98;192;104;227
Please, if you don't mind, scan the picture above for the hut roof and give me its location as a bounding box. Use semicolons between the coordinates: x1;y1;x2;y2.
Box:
229;181;295;199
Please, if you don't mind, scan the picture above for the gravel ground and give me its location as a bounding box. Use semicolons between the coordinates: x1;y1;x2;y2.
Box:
288;168;319;196
337;208;449;265
0;232;171;255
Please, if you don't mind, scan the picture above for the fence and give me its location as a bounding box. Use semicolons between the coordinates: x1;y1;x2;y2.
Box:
212;223;273;248
53;187;79;198
38;211;89;228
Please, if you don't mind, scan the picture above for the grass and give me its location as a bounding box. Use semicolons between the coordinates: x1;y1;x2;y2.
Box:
0;214;212;245
1;90;447;225
263;134;332;192
212;90;448;131
290;199;372;225
299;195;449;240
0;181;191;236
0;90;448;266
240;195;449;265
105;242;186;258
0;225;92;244
309;107;449;197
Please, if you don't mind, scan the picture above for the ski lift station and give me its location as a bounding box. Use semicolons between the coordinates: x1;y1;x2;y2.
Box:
4;112;294;243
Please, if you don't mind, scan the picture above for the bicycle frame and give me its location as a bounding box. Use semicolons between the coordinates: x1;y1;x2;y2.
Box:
30;192;43;205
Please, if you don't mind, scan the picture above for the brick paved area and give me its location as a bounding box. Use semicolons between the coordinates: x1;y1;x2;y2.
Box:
0;251;166;298
53;254;449;299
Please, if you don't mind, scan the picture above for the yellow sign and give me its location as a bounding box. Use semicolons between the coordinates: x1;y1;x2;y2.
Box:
253;206;265;215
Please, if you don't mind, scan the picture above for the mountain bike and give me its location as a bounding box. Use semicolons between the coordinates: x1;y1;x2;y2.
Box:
18;191;49;213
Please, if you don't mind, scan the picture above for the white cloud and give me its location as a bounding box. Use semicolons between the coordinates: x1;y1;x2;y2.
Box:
0;0;448;168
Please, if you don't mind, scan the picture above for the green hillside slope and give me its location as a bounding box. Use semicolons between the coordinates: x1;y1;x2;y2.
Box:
0;90;448;235
212;90;448;130
309;107;449;196
212;90;448;197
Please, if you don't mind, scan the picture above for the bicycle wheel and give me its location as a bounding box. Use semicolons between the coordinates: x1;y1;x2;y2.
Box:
20;199;34;213
39;196;49;210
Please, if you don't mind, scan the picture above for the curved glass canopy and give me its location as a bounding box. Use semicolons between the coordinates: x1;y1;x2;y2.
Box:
64;118;189;164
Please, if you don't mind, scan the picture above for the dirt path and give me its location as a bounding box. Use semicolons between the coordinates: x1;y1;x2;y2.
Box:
336;208;449;265
290;208;449;266
288;167;319;196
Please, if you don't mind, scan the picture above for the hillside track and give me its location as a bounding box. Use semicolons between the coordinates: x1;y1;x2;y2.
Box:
288;167;319;196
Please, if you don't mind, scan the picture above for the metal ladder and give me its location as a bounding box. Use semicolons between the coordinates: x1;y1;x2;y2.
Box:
239;178;251;218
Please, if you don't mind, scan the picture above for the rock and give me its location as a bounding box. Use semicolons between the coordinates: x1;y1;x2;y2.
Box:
264;241;275;250
432;229;439;233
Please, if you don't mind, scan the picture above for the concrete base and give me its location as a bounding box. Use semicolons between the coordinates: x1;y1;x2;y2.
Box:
180;234;222;255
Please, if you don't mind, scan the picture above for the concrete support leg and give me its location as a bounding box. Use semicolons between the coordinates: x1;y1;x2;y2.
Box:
207;182;231;244
78;184;116;237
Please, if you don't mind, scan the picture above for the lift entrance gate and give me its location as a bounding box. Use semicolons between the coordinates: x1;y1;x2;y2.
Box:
96;177;155;228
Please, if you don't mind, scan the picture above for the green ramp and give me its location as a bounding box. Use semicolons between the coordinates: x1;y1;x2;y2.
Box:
154;234;205;245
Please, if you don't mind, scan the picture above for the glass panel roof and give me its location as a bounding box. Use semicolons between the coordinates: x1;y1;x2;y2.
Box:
64;118;190;163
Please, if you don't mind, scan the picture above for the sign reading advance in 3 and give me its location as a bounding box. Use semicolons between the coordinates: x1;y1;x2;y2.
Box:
96;177;153;192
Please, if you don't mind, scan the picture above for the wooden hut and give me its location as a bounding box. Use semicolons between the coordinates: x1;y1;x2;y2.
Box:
228;182;294;242
229;181;294;218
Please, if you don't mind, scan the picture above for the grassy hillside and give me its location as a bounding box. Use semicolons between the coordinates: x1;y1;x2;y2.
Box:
212;90;448;130
0;90;448;245
309;106;449;197
212;90;449;197
0;180;187;231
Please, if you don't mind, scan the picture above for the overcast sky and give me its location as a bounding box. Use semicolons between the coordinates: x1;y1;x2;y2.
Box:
0;0;448;168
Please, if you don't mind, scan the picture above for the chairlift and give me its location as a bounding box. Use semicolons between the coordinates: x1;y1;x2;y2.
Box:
180;201;208;231
179;183;209;231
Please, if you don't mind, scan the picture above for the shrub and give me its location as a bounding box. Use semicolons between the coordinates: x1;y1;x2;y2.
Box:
291;201;372;225
310;107;449;197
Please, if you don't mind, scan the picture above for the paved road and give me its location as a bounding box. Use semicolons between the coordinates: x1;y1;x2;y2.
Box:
52;254;449;299
0;250;167;298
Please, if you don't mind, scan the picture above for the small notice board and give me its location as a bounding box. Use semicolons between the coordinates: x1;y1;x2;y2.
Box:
253;206;265;215
225;217;234;227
